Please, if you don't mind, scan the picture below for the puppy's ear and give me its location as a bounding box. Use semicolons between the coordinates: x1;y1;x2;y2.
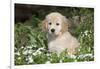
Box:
41;19;48;32
61;16;70;33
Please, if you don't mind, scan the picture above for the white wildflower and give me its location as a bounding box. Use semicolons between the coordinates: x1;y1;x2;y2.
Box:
28;50;33;54
74;60;77;62
46;53;51;56
32;45;37;48
36;50;42;54
80;32;82;34
32;49;42;56
26;58;28;61
27;46;32;49
45;61;51;64
15;47;17;50
82;34;85;37
88;47;91;52
18;57;21;60
38;47;45;50
28;56;33;63
21;46;24;49
84;30;88;36
32;52;37;56
15;51;20;56
23;50;28;55
59;60;63;63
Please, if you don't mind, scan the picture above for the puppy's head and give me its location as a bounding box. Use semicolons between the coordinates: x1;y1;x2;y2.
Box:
41;12;69;36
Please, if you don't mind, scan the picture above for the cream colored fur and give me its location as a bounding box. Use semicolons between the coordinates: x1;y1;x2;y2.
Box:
42;12;80;55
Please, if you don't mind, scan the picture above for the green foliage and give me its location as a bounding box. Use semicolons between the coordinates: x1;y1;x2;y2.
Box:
14;7;94;65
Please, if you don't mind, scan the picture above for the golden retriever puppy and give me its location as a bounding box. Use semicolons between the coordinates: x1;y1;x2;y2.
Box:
42;12;80;55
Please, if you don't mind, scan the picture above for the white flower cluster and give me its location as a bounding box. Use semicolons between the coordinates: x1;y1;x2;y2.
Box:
32;47;45;56
78;53;93;59
15;44;94;64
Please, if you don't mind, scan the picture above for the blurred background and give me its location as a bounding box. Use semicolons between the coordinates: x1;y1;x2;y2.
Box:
14;3;94;65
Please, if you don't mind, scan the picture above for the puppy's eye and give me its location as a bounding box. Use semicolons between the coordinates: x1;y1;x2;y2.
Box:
56;23;59;26
49;22;52;25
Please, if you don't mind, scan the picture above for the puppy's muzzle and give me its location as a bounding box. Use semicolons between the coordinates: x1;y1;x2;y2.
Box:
51;28;55;33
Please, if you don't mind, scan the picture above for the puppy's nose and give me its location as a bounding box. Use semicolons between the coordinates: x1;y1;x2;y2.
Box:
51;29;55;33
